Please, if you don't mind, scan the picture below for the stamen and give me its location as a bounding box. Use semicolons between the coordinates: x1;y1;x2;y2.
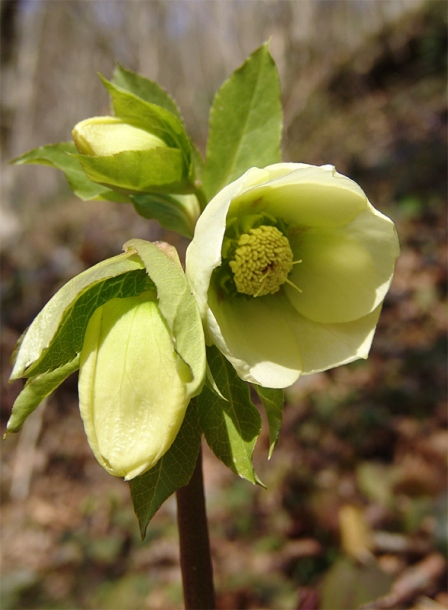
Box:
228;225;302;297
284;278;303;294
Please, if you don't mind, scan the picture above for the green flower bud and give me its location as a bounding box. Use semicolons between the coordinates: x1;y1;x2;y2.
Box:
72;116;166;157
79;291;192;480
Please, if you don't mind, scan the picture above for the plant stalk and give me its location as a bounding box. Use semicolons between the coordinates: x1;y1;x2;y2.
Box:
176;446;216;610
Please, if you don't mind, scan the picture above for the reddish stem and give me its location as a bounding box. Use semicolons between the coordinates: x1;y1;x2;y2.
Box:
176;446;216;610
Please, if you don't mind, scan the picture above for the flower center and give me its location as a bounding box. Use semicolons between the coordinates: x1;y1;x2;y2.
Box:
229;225;296;297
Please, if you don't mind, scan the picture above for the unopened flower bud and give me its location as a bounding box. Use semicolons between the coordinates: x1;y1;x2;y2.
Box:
72;116;166;157
78;291;192;480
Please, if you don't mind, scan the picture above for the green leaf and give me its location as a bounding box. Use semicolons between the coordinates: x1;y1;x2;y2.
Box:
110;66;204;194
129;398;202;539
112;64;182;120
131;193;198;238
6;356;80;434
197;346;263;485
124;239;206;398
11;253;147;379
11;143;130;202
100;77;192;173
254;385;284;459
74;148;190;195
203;42;282;200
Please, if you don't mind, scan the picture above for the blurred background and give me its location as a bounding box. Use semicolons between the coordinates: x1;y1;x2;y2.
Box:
1;1;446;608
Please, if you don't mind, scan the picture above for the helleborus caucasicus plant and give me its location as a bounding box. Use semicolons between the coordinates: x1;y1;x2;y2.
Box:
186;163;400;389
7;42;399;607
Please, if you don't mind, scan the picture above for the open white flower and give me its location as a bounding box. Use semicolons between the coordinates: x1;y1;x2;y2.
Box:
186;163;399;389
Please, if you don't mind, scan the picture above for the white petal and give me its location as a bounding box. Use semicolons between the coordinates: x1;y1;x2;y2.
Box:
230;164;367;228
207;293;303;388
286;204;399;324
266;296;382;374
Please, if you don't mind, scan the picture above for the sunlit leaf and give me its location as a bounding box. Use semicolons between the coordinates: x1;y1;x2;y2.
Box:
124;239;206;398
112;64;183;120
11;253;147;379
74;148;190;195
203;42;282;200
6;356;80;433
129;399;202;539
111;66;204;194
197;346;263;485
100;76;192;172
254;385;284;459
11;143;130;202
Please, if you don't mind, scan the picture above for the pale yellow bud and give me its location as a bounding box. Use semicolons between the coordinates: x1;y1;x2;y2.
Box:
72;116;166;156
78;292;190;480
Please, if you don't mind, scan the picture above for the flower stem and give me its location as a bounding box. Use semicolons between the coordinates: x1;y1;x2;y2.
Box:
176;446;216;610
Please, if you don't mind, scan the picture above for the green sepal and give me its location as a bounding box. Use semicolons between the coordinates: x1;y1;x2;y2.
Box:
6;356;80;434
10;143;130;203
74;148;191;195
124;239;206;398
131;193;197;238
112;64;183;120
203;42;282;201
197;346;264;486
129;398;202;539
100;76;193;179
110;66;204;194
11;253;147;380
254;385;284;459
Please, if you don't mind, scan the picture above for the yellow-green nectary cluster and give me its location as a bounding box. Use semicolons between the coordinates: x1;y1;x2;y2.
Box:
229;225;296;297
186;163;400;389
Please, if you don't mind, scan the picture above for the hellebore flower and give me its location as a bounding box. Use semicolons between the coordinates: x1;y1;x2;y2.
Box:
79;290;196;481
72;116;167;156
186;163;400;389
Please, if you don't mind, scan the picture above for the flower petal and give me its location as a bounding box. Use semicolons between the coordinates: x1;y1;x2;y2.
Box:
186;167;263;322
286;205;399;324
207;292;303;388
79;295;188;480
286;229;377;323
231;164;367;228
266;296;382;374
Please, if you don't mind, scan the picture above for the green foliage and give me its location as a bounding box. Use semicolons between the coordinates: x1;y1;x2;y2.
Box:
203;42;283;200
11;254;147;379
10;143;130;202
100;77;193;173
111;64;205;206
73;147;190;195
6;356;80;433
197;346;263;486
123;239;206;398
254;385;284;459
131;193;197;238
129;399;202;539
112;64;183;120
9;41;290;526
